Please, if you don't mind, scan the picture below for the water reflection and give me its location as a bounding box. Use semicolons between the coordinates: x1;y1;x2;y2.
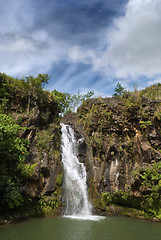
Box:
60;218;94;240
0;216;161;240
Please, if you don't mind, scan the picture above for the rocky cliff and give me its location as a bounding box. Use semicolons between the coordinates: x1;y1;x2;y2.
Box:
15;104;63;212
63;94;161;220
0;74;63;221
1;73;161;222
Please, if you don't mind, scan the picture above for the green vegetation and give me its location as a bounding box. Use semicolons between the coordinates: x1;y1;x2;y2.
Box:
39;190;62;215
139;120;152;129
140;83;161;100
36;124;60;153
113;83;126;97
100;162;161;220
112;82;161;101
0;72;95;220
0;73;63;219
0;73;56;114
1;73;161;221
135;162;161;218
53;89;94;114
101;189;141;210
0;114;29;211
155;110;161;121
76;82;161;221
56;173;63;186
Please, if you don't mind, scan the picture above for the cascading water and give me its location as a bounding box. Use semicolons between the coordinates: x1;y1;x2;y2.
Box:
61;123;92;218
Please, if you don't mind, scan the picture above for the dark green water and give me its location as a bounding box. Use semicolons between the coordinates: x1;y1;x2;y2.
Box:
0;216;161;240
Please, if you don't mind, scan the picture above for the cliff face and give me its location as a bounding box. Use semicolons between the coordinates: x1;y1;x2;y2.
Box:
63;95;161;219
14;103;64;216
17;107;63;200
1;73;161;221
0;74;63;219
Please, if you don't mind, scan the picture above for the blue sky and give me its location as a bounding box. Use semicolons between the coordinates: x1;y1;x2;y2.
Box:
0;0;161;96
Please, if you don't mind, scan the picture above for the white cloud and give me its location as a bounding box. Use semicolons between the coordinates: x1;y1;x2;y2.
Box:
0;32;70;76
69;0;161;82
98;0;161;78
0;0;72;76
68;46;96;65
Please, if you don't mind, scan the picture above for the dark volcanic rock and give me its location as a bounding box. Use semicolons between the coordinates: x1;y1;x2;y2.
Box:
65;96;161;213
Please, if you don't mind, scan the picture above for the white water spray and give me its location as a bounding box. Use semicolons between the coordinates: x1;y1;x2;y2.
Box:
61;124;92;217
61;124;105;221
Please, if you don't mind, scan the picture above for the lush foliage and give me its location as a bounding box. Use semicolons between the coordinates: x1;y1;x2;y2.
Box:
139;162;161;218
1;72;161;220
0;73;56;114
101;189;141;210
0;73;64;217
101;162;161;219
0;176;23;209
0;114;29;212
39;190;62;215
0;114;28;165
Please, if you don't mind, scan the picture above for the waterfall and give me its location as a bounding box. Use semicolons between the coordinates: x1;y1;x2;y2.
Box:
61;123;92;218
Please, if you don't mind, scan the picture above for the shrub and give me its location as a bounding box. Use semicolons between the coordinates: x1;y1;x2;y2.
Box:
154;110;161;121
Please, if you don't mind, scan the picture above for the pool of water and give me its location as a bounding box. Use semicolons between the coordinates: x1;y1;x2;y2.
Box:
0;216;161;240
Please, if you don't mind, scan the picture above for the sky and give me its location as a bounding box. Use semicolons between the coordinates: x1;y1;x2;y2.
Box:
0;0;161;96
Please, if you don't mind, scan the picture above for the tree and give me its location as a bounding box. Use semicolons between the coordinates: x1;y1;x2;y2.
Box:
67;91;94;112
113;83;126;97
53;90;94;114
25;74;51;113
0;73;51;113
